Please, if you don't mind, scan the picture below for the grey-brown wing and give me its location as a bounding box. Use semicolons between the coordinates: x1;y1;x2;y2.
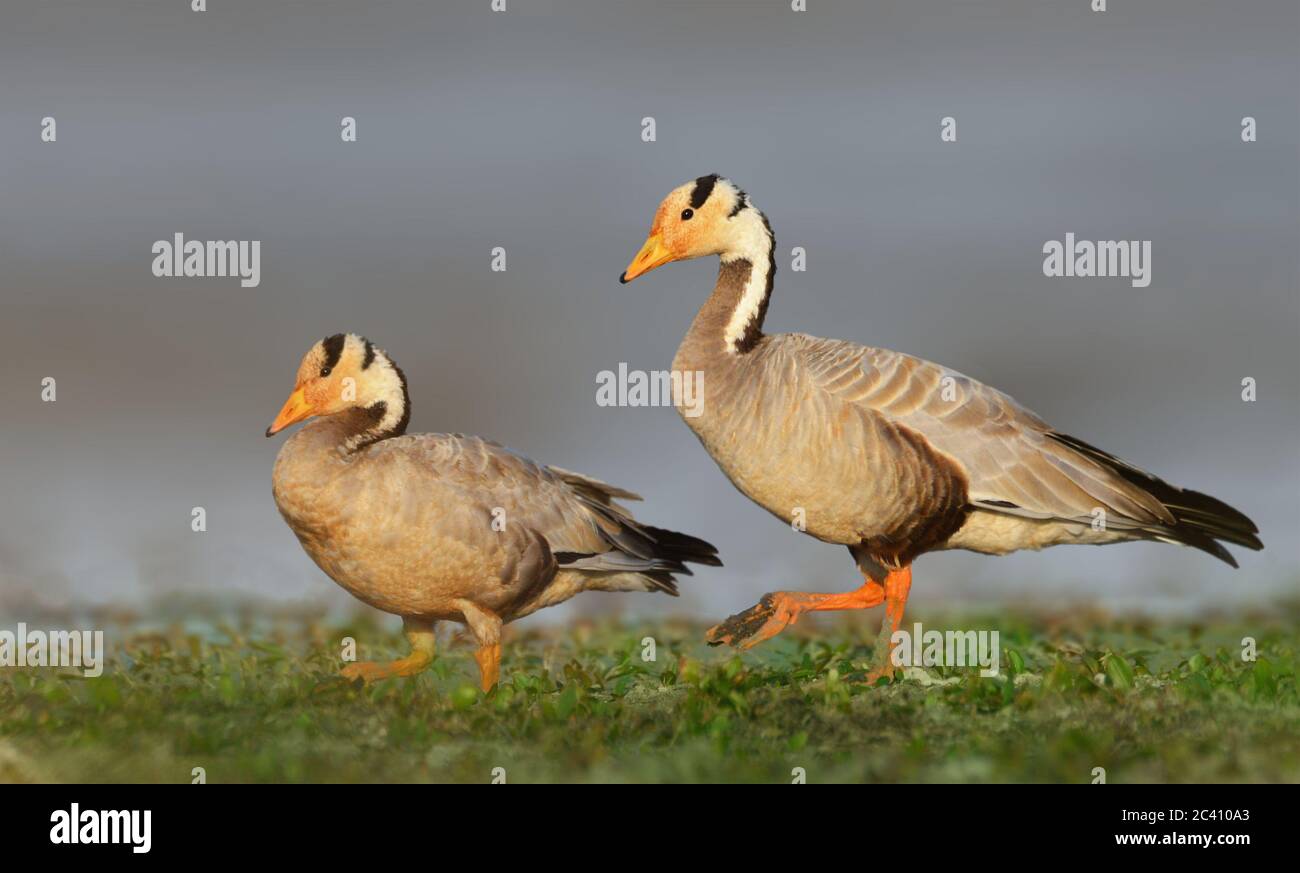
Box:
396;434;718;588
391;434;613;551
781;334;1173;529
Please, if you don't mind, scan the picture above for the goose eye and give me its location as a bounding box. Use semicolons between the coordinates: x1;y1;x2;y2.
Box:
680;208;694;221
319;366;332;378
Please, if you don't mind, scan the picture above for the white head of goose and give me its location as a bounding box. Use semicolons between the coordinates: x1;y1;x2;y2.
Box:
266;333;720;691
622;175;1262;676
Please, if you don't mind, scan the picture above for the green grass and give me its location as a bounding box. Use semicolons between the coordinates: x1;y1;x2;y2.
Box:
2;606;1298;783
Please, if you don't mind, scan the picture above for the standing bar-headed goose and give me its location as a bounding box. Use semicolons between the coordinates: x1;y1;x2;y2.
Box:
621;175;1261;676
266;333;720;691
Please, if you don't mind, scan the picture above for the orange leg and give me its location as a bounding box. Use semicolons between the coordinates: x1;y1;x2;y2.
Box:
866;566;913;682
705;581;886;650
473;643;501;693
340;617;436;684
453;598;504;693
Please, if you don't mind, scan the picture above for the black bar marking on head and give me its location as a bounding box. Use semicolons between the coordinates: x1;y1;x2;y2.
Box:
322;334;346;371
690;174;721;209
362;338;376;370
727;186;749;218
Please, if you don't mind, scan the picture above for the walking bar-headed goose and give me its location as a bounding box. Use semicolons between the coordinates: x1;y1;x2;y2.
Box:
621;175;1261;678
266;333;720;691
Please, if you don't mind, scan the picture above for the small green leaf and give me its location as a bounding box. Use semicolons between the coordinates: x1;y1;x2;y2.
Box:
1007;649;1025;677
1104;653;1134;691
554;683;579;719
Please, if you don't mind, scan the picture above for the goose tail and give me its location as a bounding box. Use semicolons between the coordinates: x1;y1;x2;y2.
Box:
1050;432;1263;567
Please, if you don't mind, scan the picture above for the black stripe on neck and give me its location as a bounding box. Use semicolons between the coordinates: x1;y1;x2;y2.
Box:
690;174;721;209
347;403;389;453
389;361;412;437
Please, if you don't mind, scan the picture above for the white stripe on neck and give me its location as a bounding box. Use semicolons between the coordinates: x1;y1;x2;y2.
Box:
721;209;772;353
342;351;407;452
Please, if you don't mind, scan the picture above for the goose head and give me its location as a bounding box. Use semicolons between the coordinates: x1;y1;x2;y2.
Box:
265;333;409;442
620;174;770;283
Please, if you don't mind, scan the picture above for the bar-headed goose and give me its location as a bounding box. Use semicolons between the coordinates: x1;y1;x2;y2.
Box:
266;333;720;691
621;175;1261;677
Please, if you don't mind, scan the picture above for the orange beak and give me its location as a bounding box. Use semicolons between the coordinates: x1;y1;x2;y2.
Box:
620;232;676;284
265;386;314;437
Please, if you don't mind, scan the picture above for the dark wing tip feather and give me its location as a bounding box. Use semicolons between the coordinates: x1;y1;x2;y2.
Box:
638;523;723;567
1049;431;1263;566
563;484;721;594
1164;529;1240;568
641;571;681;596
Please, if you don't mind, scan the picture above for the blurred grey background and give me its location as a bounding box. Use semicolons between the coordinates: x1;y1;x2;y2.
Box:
1;0;1296;626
